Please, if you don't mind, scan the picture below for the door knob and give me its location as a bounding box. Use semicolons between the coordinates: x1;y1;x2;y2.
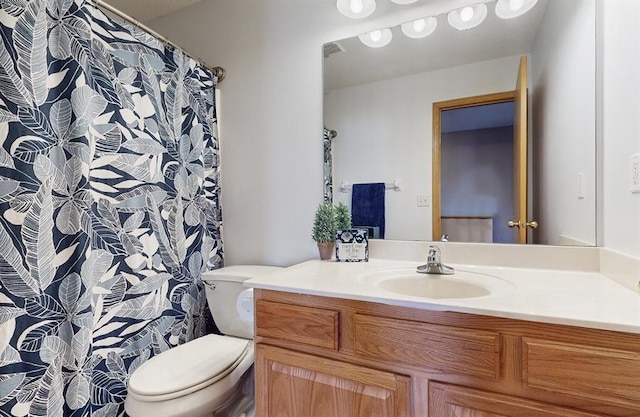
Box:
526;220;539;229
507;220;522;228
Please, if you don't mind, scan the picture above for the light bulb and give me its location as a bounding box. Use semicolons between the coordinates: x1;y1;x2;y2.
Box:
401;16;437;38
509;0;525;11
350;0;364;14
336;0;376;19
448;3;487;30
495;0;538;19
359;28;392;47
412;18;426;32
460;7;474;22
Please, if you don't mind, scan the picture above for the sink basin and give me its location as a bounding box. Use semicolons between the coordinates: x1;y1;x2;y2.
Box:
379;276;489;298
358;268;513;300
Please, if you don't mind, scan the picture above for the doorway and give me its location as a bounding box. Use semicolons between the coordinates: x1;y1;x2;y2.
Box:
432;56;531;244
432;91;518;243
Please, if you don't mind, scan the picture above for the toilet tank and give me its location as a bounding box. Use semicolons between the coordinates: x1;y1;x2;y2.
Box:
202;265;282;339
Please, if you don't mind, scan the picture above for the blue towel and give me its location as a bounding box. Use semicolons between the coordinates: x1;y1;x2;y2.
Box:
351;183;385;239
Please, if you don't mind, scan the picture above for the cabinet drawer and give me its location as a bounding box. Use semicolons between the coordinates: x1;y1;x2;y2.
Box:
255;300;339;350
429;382;603;416
354;314;500;380
523;338;640;409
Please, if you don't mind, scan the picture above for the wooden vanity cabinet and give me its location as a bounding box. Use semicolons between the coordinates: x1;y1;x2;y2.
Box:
253;289;640;417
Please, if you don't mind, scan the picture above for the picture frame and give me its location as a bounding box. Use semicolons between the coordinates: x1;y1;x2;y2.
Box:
335;229;369;262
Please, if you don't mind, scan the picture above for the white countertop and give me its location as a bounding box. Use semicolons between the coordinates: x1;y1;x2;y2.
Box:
246;259;640;334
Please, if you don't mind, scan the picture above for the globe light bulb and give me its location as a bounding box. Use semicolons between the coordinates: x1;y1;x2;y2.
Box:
448;3;487;30
350;0;364;14
495;0;539;19
359;28;392;47
401;16;437;38
509;0;525;11
336;0;376;19
460;7;474;22
412;18;426;32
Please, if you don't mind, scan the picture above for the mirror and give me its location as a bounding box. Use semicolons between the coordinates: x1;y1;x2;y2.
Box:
323;0;596;246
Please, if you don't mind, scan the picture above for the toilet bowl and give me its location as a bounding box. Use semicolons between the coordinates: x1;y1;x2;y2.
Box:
124;265;282;417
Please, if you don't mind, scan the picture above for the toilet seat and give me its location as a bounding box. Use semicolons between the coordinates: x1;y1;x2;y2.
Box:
128;334;249;401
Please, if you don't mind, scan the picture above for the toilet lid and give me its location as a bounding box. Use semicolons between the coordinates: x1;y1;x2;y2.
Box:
128;334;249;397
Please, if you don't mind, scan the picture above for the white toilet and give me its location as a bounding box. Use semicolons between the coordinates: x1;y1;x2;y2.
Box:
124;265;282;417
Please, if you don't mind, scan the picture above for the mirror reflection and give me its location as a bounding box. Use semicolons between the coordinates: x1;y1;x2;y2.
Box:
323;0;596;246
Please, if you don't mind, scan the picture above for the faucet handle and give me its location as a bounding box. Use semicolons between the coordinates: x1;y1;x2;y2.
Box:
427;245;441;264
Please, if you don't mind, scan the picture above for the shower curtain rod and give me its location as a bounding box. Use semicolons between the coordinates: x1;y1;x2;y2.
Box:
92;0;226;82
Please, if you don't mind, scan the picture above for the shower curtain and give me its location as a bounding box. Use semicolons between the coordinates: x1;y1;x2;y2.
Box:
323;127;333;202
0;1;223;416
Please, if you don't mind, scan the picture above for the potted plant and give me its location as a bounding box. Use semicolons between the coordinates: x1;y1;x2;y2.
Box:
312;202;337;260
335;202;352;230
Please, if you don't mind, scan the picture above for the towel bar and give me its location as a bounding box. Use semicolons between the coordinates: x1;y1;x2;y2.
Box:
339;180;401;193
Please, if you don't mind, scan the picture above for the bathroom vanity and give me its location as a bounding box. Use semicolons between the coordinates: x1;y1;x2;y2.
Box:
248;256;640;416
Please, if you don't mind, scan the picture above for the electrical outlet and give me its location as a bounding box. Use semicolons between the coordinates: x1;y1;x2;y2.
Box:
417;194;430;207
631;154;640;193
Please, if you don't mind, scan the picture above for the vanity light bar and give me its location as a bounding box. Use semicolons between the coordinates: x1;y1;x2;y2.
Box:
354;0;540;48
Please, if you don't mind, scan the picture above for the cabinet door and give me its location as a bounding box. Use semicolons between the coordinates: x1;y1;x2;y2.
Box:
255;344;410;417
429;382;604;417
522;337;640;410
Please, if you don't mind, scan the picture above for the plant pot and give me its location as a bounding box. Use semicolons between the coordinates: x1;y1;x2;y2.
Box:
317;242;335;260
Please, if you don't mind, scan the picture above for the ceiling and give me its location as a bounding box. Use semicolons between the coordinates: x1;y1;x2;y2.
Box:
100;0;204;23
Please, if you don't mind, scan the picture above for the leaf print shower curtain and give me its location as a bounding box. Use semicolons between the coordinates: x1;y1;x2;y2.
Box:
0;1;223;416
323;128;333;202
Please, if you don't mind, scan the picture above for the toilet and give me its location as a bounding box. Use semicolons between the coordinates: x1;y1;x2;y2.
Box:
124;265;282;417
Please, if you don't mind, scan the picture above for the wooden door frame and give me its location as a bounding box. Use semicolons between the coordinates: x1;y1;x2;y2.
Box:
432;91;516;241
513;55;529;244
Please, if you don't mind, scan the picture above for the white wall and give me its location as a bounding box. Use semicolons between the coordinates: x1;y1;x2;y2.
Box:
149;0;489;266
152;1;327;266
601;0;640;257
325;56;521;241
531;0;596;246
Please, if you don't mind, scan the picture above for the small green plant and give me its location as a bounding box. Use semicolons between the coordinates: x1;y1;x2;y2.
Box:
311;202;337;243
335;202;352;230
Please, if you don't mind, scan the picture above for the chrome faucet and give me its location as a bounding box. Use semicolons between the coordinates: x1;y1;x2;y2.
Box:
417;245;455;275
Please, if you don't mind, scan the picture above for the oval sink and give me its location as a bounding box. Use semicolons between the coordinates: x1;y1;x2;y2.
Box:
358;268;513;300
379;276;489;299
